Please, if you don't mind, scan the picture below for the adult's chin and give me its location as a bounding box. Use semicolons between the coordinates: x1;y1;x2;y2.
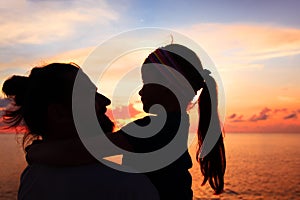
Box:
143;104;151;113
97;114;114;133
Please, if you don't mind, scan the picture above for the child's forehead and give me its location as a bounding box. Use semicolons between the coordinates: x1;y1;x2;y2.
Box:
142;64;177;80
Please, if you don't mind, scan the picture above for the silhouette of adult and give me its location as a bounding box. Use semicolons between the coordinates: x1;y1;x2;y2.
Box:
2;63;158;200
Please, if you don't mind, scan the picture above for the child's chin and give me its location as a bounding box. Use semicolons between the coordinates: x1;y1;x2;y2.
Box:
97;114;114;133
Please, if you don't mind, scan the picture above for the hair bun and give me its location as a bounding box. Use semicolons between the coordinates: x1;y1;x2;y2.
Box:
2;75;29;105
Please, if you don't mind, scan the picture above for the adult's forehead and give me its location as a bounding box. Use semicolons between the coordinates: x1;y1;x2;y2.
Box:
76;69;97;89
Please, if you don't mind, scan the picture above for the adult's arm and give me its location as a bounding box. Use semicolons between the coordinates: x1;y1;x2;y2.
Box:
26;132;131;166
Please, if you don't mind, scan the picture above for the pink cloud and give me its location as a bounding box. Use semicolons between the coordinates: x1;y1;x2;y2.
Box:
283;113;297;120
228;113;236;119
273;108;288;113
106;103;145;129
232;115;244;123
227;113;244;122
249;107;271;122
225;107;300;133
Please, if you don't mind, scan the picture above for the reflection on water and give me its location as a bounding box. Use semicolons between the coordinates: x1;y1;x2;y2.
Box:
189;133;300;200
0;134;26;200
0;133;299;200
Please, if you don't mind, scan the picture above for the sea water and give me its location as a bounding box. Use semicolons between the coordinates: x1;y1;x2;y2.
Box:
0;133;299;200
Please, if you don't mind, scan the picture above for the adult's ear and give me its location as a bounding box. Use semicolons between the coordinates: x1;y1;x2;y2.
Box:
48;103;72;119
46;103;75;138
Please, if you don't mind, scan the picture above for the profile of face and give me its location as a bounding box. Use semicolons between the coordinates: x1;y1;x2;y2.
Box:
95;92;111;115
94;92;114;133
45;65;115;138
60;68;114;134
139;84;163;113
74;69;114;133
139;65;180;114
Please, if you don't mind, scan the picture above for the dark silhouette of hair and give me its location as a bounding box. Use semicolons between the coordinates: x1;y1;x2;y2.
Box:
143;44;226;194
2;63;80;149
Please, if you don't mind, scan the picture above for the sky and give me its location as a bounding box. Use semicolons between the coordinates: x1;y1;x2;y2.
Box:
0;0;300;133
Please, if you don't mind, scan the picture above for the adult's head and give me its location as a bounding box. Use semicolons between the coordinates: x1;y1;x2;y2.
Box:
139;44;226;194
2;63;113;148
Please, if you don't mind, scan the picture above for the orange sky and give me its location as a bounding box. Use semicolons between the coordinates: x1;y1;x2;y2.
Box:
0;1;299;133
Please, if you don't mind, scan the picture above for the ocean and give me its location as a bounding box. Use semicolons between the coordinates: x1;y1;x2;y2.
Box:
0;133;299;200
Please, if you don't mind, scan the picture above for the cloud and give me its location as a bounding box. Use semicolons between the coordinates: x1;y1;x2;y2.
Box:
273;108;288;113
0;100;144;132
106;103;145;128
110;103;141;119
249;107;272;122
225;121;300;133
0;98;10;109
37;46;95;67
228;113;236;119
0;0;119;46
227;113;244;122
180;23;300;70
0;0;127;96
225;107;300;132
0;99;9;132
283;113;297;120
233;115;244;123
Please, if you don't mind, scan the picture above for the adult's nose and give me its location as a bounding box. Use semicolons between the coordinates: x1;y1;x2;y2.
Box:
138;87;143;96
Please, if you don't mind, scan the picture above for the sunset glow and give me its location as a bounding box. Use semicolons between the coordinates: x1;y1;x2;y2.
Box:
0;0;299;133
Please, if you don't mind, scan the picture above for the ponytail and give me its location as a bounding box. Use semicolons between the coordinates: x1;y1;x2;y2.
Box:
196;73;226;194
